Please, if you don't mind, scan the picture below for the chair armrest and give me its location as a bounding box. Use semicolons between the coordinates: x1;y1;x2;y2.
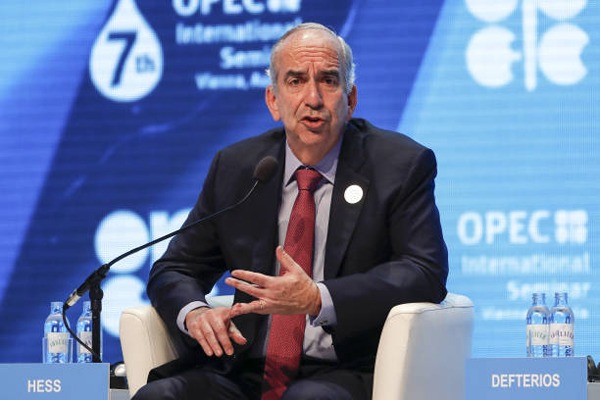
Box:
120;305;178;397
119;295;234;397
372;293;474;400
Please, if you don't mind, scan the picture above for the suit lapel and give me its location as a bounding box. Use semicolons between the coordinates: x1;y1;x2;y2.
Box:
248;138;286;277
232;134;285;348
324;123;370;279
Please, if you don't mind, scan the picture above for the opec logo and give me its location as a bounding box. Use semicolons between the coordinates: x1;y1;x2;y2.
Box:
94;209;190;336
465;0;589;91
172;0;302;15
90;0;164;102
458;209;588;246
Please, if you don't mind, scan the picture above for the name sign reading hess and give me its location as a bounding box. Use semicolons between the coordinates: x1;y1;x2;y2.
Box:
0;363;109;399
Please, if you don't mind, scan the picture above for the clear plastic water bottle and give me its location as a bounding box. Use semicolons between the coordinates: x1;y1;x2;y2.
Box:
549;292;574;357
43;301;72;363
76;301;95;363
526;292;550;357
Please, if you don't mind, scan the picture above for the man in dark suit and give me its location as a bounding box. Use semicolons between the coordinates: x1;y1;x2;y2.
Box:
135;22;448;400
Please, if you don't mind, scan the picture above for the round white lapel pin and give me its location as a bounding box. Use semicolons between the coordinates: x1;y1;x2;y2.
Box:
344;184;363;204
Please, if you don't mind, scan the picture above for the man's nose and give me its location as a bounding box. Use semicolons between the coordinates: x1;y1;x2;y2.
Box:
304;80;323;108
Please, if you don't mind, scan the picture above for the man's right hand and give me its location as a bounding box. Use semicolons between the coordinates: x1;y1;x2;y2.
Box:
184;306;247;357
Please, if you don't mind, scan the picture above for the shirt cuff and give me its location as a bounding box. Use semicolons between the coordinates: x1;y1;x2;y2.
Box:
310;282;337;327
176;301;209;334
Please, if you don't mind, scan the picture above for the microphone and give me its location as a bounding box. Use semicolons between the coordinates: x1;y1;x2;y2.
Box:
63;155;279;309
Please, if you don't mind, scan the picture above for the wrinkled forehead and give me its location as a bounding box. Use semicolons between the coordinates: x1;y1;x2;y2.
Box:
275;29;343;67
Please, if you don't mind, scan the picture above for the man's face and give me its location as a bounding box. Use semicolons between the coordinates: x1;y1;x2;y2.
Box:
265;29;357;164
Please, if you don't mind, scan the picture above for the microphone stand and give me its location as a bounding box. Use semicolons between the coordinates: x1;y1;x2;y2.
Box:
90;279;105;362
62;263;109;363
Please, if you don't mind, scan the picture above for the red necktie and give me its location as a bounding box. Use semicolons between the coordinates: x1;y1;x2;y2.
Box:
262;168;322;400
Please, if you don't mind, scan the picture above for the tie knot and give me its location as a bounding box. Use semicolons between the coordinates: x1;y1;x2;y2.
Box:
295;168;322;192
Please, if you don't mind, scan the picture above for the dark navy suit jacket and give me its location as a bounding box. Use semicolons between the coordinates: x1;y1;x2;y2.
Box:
147;118;448;372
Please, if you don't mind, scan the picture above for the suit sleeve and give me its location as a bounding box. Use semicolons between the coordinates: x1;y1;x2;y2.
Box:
146;151;228;338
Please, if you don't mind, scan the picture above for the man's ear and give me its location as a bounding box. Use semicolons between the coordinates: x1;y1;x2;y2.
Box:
265;85;280;121
347;85;358;117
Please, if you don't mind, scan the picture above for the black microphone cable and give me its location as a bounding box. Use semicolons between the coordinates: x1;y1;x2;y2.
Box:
60;155;279;362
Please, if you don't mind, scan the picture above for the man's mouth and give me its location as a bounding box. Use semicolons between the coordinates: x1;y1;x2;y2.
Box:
302;116;325;129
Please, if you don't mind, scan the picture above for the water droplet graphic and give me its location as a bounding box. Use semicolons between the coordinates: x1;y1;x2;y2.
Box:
90;0;164;102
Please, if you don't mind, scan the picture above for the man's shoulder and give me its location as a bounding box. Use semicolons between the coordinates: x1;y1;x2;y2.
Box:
213;126;285;173
348;118;429;153
344;119;437;181
223;126;285;154
213;128;285;179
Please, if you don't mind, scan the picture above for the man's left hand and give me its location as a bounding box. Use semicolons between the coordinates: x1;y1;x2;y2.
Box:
226;246;321;318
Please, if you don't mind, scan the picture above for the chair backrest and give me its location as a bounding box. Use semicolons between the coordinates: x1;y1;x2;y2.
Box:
372;293;474;400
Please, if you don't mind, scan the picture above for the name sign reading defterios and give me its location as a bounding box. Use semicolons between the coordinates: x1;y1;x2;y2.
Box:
0;363;109;400
466;357;587;400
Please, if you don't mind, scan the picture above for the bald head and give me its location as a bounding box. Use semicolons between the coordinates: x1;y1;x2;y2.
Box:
267;23;356;94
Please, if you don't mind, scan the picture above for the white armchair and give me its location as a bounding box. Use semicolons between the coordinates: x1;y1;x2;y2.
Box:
120;293;473;399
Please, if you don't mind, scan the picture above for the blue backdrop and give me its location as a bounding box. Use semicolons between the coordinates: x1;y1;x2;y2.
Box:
0;0;598;364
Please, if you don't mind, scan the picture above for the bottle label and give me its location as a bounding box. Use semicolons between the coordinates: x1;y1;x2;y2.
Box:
47;332;70;353
527;324;549;345
550;323;574;346
78;331;93;355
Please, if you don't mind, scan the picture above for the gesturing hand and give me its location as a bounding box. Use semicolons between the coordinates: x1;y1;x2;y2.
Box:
226;246;321;318
184;306;247;357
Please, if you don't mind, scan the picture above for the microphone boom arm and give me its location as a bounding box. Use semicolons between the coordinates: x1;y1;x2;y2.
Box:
61;179;262;363
64;178;260;310
61;155;277;363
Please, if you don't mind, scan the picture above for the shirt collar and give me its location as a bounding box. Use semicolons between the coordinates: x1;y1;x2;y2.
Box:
284;138;341;187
